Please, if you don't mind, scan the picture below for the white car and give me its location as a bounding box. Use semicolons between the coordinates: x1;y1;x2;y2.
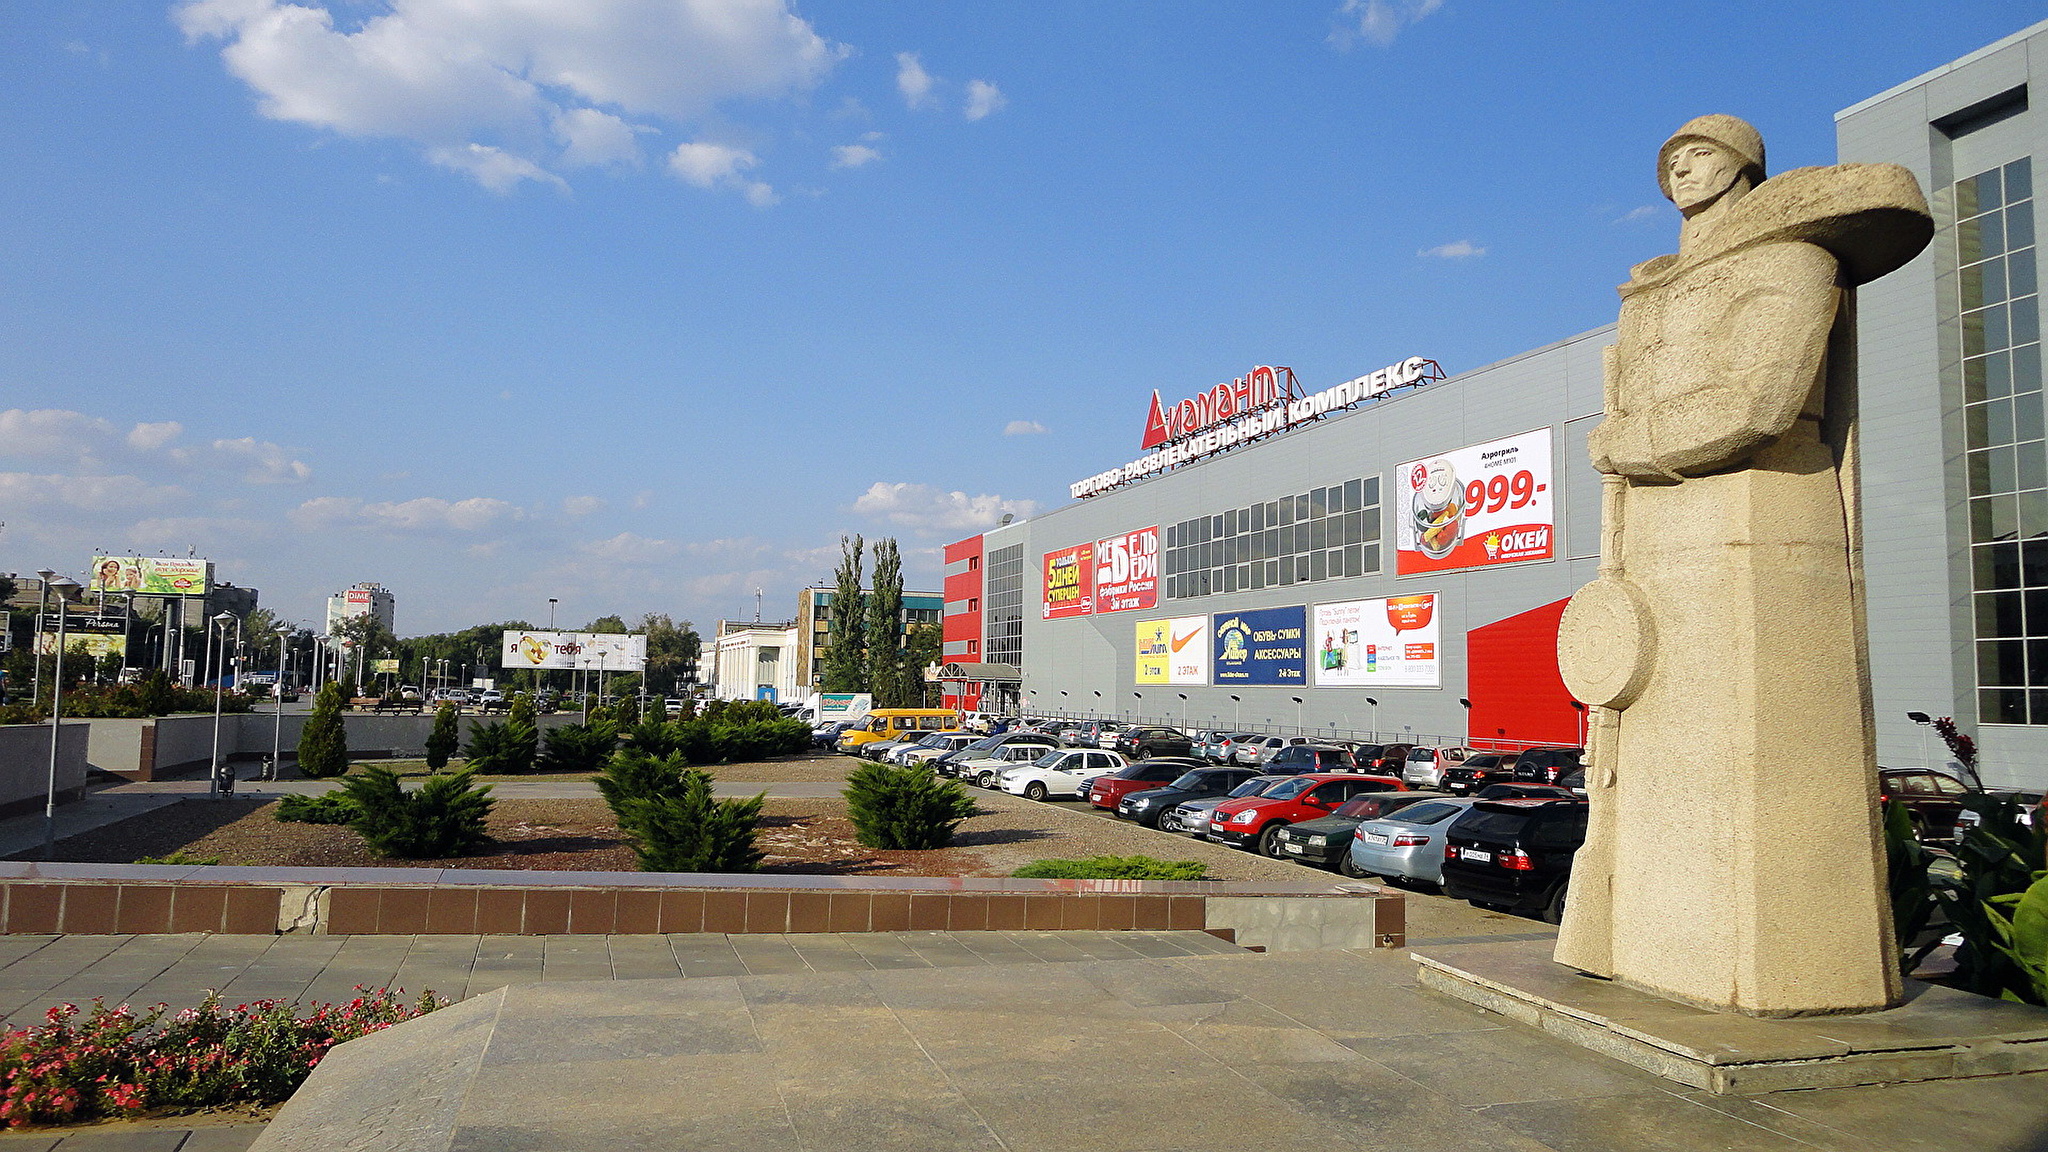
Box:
953;743;1063;787
998;749;1129;801
897;733;979;767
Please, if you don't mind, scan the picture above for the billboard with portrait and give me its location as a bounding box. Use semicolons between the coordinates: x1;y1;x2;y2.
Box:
1394;429;1554;575
1211;606;1307;686
1312;594;1440;688
502;630;646;671
87;556;212;597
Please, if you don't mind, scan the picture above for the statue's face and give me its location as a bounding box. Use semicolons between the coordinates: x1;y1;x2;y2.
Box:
1667;140;1745;213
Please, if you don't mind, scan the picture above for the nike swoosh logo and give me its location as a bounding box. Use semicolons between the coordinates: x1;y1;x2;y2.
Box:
1171;626;1203;652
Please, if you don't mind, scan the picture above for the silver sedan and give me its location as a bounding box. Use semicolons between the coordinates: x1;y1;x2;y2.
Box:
1342;798;1478;883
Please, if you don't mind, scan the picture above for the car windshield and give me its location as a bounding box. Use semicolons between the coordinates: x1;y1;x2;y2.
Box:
1408;749;1433;761
1333;798;1382;818
1169;772;1209;789
1031;751;1066;769
1227;778;1271;798
1462;754;1502;769
965;735;1006;750
1390;802;1462;825
1265;778;1315;801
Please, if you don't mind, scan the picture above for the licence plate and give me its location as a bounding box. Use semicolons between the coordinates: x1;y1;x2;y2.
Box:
1285;843;1304;854
1459;848;1492;863
1360;832;1389;845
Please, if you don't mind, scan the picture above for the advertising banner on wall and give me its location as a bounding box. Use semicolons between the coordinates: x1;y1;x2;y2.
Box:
1093;526;1159;614
1042;543;1094;619
36;617;127;661
1211;606;1308;686
501;631;649;671
1394;428;1554;575
87;556;212;596
1135;616;1210;685
1312;594;1441;688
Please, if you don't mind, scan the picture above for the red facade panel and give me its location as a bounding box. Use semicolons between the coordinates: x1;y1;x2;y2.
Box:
1465;598;1582;751
942;535;986;711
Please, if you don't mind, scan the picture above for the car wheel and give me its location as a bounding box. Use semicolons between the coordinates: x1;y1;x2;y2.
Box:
1256;824;1289;858
1338;853;1373;879
1024;781;1048;801
1542;884;1569;925
975;770;996;788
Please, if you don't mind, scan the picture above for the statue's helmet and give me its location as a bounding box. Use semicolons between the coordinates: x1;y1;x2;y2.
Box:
1657;114;1765;202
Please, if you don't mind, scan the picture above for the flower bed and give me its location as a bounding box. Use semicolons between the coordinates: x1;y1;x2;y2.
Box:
0;988;445;1128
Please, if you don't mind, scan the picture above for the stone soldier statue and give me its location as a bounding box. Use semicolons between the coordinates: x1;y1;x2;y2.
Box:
1555;115;1932;1015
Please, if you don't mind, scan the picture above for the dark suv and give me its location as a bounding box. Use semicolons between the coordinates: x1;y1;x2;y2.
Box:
1439;797;1589;923
1266;744;1360;774
1509;746;1584;785
1113;726;1197;759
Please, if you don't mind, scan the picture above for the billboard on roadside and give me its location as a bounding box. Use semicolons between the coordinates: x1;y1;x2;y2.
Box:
1312;594;1440;688
1042;543;1094;619
501;630;647;671
1393;428;1554;575
1093;527;1159;614
87;556;212;597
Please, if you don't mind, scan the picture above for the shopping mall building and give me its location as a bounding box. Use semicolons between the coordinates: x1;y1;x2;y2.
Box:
938;20;2048;793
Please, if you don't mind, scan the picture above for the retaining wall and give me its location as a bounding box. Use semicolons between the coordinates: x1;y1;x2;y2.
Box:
96;712;584;781
0;725;89;820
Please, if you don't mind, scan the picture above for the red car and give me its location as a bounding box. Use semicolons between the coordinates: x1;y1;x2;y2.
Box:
1087;759;1202;810
1208;772;1406;856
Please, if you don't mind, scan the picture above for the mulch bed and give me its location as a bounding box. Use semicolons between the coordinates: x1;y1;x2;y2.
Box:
36;798;1002;877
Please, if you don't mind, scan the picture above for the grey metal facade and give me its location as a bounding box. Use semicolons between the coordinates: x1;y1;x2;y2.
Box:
1839;18;2048;790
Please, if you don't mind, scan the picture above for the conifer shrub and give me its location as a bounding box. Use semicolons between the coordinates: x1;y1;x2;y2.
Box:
594;749;764;872
538;720;617;774
275;793;358;825
843;762;979;850
423;702;460;771
339;766;494;859
1011;856;1208;881
296;683;350;779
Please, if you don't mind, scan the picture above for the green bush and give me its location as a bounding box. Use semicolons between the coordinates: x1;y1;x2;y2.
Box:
296;683;350;779
538;720;617;774
1937;793;2048;1003
462;718;537;774
339;766;494;859
275;793;359;825
595;749;764;872
424;702;460;771
843;763;979;850
1011;856;1209;881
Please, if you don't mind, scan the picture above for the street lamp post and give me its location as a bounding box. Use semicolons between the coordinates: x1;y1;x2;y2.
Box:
1229;694;1242;730
209;612;240;799
1364;696;1379;740
270;624;292;781
1291;696;1305;735
37;570;79;859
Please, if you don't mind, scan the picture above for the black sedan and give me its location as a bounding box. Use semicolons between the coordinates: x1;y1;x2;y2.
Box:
1117;766;1261;829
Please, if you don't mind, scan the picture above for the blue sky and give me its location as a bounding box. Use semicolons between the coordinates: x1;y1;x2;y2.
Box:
1;1;2039;635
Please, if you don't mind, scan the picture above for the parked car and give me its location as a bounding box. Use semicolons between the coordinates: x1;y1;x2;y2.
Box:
812;720;854;749
1343;797;1481;882
1509;746;1585;785
1192;731;1245;763
1473;783;1577;800
858;730;937;762
1270;791;1450;870
1345;742;1415;773
1087;759;1203;810
1111;726;1197;760
1878;767;1974;843
998;749;1129;801
1117;766;1261;829
957;742;1062;788
1265;744;1359;774
932;732;1058;778
1439;797;1589;922
1438;753;1517;796
894;732;979;767
1090;722;1130;749
1166;774;1294;838
1402;746;1476;788
1234;734;1310;767
1208;773;1408;856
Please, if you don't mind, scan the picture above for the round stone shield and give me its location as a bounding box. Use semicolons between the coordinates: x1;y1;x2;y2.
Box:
1557;576;1656;709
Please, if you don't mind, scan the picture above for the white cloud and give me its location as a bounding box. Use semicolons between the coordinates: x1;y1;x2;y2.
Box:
1331;0;1445;48
0;408;309;484
562;496;604;517
293;495;522;532
1003;420;1048;436
581;532;681;564
963;79;1006;121
668;141;774;204
1614;205;1663;224
0;409;117;458
1419;239;1486;259
127;421;182;451
0;472;186;512
830;143;882;169
175;0;839;191
895;51;934;109
850;482;1038;535
208;436;313;484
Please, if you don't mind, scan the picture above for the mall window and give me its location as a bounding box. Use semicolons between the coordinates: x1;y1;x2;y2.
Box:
984;544;1026;667
1953;159;2047;723
1161;475;1380;600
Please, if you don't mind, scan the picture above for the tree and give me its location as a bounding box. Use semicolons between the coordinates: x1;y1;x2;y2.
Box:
637;613;701;696
822;534;866;692
903;623;943;708
298;682;350;778
424;702;460;771
867;537;906;705
583;615;628;633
